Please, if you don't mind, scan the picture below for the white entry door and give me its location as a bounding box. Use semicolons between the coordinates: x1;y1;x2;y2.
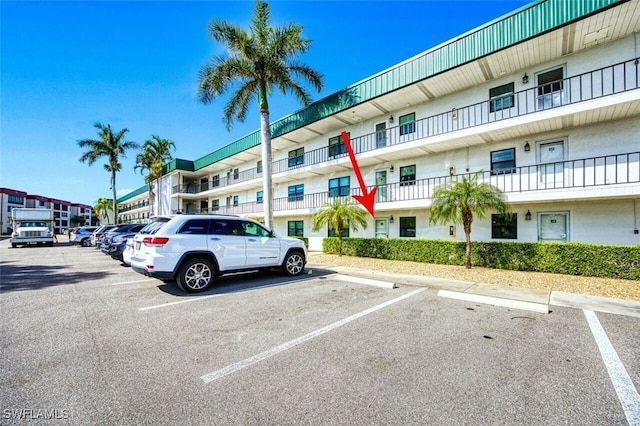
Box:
539;213;568;242
539;141;565;187
375;219;388;238
376;170;387;202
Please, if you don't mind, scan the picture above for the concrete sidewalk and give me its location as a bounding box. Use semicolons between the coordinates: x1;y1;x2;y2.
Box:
306;263;640;318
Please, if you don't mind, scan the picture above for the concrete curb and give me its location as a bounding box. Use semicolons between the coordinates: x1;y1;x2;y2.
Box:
308;263;640;317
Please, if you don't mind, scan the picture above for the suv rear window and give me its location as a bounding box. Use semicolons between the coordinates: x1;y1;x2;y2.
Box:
139;218;170;235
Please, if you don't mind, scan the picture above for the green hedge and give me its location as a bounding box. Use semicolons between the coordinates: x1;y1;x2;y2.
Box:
321;238;640;280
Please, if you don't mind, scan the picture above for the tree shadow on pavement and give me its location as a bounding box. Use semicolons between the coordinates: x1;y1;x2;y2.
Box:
0;260;115;292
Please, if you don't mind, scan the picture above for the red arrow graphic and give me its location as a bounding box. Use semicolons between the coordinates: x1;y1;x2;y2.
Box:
341;131;376;217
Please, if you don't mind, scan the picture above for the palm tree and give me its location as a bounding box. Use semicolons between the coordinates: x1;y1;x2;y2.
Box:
78;122;139;224
197;0;323;230
134;135;175;216
429;171;511;269
93;197;112;224
312;198;368;256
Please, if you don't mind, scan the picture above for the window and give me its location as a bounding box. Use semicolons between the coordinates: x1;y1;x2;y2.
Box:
329;133;348;158
212;199;219;211
212;175;220;187
492;214;517;239
288;220;304;237
328;177;350;197
233;195;239;206
233;168;239;180
178;219;210;235
538;68;563;96
490;83;514;112
200;200;208;212
399;113;415;135
537;67;564;109
8;195;24;204
288;148;305;167
211;220;240;235
257;161;262;174
400;165;416;186
226;196;232;207
400;217;416;237
490;148;516;174
257;191;263;204
241;221;270;237
288;184;304;202
328;221;349;237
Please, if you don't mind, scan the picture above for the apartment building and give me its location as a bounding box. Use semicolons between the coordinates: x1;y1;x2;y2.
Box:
117;0;640;251
0;188;93;234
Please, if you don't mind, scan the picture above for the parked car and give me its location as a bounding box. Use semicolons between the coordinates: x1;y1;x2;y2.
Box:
121;238;134;266
130;215;307;293
109;218;172;264
92;225;118;247
70;226;99;247
100;225;145;260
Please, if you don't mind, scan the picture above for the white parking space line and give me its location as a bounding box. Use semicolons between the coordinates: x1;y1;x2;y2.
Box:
139;294;224;311
112;279;157;286
201;288;425;384
584;310;640;425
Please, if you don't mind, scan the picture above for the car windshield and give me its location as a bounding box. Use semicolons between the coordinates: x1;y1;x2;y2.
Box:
22;222;48;227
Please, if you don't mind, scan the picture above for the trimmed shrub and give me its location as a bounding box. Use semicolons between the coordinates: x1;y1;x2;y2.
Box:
321;237;640;280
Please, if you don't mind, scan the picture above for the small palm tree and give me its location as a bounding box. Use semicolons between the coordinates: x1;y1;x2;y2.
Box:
429;171;510;269
78;122;139;224
197;0;323;230
312;198;368;256
93;197;112;224
134;135;175;216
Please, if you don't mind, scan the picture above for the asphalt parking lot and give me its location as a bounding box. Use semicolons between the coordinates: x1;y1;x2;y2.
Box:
1;240;639;425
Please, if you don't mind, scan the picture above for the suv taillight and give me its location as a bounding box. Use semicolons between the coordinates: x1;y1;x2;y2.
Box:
143;237;169;246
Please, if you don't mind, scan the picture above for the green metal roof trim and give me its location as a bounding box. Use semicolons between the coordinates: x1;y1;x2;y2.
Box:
163;158;195;174
117;184;149;203
173;0;624;174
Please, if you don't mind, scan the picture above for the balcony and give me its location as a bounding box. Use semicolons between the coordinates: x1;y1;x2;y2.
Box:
172;57;639;197
194;151;639;216
119;199;149;213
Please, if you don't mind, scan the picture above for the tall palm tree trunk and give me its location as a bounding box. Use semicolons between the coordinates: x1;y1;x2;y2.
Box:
260;109;274;230
111;171;118;224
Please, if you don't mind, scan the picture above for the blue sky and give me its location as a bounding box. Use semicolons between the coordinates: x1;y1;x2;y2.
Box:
1;0;529;206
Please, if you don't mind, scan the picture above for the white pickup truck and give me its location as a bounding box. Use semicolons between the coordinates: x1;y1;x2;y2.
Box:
10;208;55;248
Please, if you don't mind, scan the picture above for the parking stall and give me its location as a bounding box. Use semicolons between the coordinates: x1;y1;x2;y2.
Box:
1;240;638;425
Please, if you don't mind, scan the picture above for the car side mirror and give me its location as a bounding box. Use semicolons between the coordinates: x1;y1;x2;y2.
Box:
269;230;275;238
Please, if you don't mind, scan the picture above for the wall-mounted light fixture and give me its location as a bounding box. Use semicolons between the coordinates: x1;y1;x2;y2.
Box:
389;115;394;123
524;141;531;152
390;216;394;223
522;73;529;84
525;210;532;221
449;225;455;236
389;165;394;173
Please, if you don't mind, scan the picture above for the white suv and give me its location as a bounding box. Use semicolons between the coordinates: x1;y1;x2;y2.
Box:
130;215;307;293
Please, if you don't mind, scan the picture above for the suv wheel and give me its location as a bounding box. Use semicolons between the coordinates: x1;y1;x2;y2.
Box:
81;238;91;247
281;251;305;276
176;258;215;293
